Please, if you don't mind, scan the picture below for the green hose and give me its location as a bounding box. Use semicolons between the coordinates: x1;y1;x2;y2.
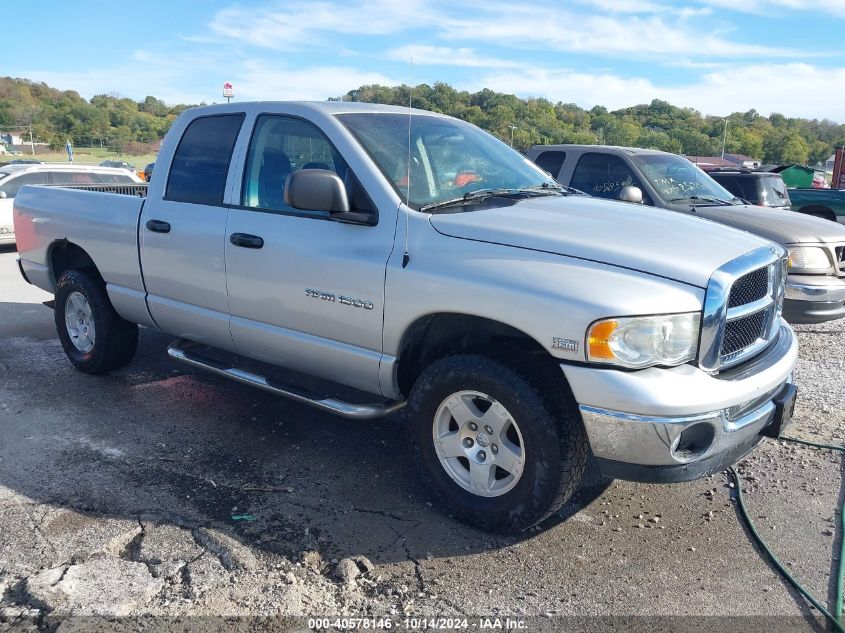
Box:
730;435;844;631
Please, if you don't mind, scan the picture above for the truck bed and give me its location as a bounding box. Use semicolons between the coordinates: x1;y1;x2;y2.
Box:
14;184;150;324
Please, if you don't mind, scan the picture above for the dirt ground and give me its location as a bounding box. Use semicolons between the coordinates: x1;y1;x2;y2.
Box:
0;244;842;632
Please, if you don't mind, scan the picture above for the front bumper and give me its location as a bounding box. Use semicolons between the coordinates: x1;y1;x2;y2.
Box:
563;323;798;483
783;275;845;323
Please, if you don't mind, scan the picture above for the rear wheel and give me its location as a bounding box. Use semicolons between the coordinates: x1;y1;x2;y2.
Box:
407;354;588;533
55;269;138;374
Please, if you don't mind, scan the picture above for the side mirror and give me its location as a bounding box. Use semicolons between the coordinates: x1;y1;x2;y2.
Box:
284;169;374;225
619;185;643;204
0;191;6;199
285;169;349;213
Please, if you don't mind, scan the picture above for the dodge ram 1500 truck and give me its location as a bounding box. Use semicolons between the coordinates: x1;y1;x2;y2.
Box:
528;144;845;324
14;103;798;533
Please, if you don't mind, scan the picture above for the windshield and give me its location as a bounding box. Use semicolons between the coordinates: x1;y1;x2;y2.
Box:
337;113;556;210
632;154;736;204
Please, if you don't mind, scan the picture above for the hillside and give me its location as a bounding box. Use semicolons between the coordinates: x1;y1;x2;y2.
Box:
1;77;842;164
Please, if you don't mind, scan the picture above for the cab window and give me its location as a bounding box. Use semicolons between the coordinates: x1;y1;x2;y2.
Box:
0;172;49;198
241;115;372;216
570;153;647;202
50;171;100;185
534;151;566;179
166;113;245;206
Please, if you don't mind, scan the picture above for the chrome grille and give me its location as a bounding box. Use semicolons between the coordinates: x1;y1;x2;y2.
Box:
699;246;786;373
722;311;767;356
728;268;768;308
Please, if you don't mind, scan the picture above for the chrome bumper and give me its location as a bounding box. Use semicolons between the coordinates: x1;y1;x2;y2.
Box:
784;276;845;323
785;279;845;303
564;324;797;470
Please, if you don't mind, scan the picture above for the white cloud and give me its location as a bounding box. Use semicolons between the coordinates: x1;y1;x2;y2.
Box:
437;5;799;58
199;0;799;59
235;60;398;101
474;63;845;120
206;0;437;50
693;0;845;17
386;45;524;68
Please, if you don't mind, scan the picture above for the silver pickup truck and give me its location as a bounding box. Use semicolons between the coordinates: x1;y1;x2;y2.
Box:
527;144;845;324
14;102;798;533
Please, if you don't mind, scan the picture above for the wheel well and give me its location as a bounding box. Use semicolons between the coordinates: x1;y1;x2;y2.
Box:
395;313;558;397
797;205;836;222
49;241;104;286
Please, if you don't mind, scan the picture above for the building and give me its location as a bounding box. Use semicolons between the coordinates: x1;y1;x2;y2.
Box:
0;132;24;147
684;153;760;170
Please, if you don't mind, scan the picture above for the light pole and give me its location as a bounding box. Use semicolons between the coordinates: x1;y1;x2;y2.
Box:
720;118;729;166
509;125;517;147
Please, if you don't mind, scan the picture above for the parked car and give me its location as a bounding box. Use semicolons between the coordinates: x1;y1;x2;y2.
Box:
707;168;791;210
99;160;135;171
783;188;845;224
527;144;845;324
0;163;142;245
14;102;797;532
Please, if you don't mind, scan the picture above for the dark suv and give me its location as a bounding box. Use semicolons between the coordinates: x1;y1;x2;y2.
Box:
707;168;791;210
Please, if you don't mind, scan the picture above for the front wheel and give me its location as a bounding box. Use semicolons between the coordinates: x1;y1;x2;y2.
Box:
55;269;138;374
407;354;588;533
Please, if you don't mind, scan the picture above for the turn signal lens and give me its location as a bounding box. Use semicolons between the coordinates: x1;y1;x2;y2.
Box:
588;320;618;360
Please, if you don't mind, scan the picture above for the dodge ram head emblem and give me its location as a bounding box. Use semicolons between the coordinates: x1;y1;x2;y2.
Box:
552;337;578;352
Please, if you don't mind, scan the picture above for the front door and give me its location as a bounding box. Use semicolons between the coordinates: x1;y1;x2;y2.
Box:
139;113;245;348
224;114;394;394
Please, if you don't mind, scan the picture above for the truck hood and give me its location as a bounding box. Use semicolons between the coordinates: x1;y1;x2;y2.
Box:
428;196;769;289
668;203;845;245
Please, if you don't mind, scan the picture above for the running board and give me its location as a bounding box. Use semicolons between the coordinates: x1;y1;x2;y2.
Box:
166;339;405;420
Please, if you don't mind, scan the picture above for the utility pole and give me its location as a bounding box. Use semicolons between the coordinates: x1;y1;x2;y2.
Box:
509;125;517;147
29;125;34;156
720;118;729;166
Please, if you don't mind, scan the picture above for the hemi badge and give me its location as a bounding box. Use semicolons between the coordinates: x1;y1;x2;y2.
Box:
552;337;578;353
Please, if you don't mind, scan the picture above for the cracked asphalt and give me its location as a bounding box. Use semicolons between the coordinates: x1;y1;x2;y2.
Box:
0;243;843;631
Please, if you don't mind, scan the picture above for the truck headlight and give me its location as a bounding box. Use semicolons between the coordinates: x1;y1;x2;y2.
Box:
587;313;700;369
787;246;830;273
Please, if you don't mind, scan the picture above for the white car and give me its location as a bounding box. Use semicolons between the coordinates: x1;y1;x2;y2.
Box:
0;164;142;245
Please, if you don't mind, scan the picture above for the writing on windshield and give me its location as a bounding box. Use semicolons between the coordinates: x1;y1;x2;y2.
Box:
634;154;734;203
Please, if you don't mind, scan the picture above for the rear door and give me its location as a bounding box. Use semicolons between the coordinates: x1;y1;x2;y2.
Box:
139;113;245;348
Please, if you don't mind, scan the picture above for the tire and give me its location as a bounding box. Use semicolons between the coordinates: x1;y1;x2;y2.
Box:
407;354;588;533
54;269;138;374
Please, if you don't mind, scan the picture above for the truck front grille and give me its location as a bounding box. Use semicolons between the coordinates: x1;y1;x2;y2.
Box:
721;311;767;356
699;246;786;373
728;268;769;308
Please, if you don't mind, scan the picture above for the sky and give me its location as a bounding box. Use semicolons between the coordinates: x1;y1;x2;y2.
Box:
4;0;845;120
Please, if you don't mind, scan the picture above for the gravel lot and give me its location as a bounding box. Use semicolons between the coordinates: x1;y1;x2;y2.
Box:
0;243;842;631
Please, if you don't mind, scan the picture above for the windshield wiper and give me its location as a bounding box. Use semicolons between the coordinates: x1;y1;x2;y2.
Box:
668;195;732;206
419;184;563;213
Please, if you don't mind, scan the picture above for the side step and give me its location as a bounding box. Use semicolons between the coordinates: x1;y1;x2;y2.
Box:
166;339;405;420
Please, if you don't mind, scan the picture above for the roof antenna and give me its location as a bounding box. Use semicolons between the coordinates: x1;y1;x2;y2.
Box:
402;59;413;269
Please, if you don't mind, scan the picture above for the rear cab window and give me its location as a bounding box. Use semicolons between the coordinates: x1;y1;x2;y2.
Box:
166;114;245;205
759;175;790;207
